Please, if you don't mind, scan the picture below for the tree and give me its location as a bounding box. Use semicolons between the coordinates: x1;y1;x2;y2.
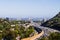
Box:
39;32;60;40
0;24;3;30
48;32;60;40
0;33;2;40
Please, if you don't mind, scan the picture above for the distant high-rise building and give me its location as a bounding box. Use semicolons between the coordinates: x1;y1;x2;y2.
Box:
6;17;9;21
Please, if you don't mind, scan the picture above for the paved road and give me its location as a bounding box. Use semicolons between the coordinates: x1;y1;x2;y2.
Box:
32;22;60;37
21;30;44;40
21;22;44;40
22;21;60;40
30;22;60;40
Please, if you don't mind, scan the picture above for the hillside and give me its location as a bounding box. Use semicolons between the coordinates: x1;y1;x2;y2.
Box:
41;12;60;31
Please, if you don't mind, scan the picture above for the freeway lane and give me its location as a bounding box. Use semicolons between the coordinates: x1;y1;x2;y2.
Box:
22;21;60;40
32;22;60;37
31;21;60;37
21;23;44;40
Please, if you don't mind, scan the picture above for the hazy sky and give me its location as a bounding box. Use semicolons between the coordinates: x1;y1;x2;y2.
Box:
0;0;60;18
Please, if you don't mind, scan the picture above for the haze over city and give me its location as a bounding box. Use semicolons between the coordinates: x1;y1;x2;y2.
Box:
0;0;60;40
0;0;60;18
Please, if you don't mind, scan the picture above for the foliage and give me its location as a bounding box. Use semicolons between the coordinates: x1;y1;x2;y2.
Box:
39;32;60;40
0;33;2;40
41;12;60;30
0;18;35;40
0;24;3;30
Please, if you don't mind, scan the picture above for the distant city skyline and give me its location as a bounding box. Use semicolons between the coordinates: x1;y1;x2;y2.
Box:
0;0;60;18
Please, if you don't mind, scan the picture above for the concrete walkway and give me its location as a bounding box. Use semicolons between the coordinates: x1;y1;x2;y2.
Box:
21;31;44;40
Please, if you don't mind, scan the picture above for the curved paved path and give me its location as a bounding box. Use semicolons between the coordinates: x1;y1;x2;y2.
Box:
21;31;44;40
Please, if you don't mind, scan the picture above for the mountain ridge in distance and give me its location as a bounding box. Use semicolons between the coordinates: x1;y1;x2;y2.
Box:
41;12;60;31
